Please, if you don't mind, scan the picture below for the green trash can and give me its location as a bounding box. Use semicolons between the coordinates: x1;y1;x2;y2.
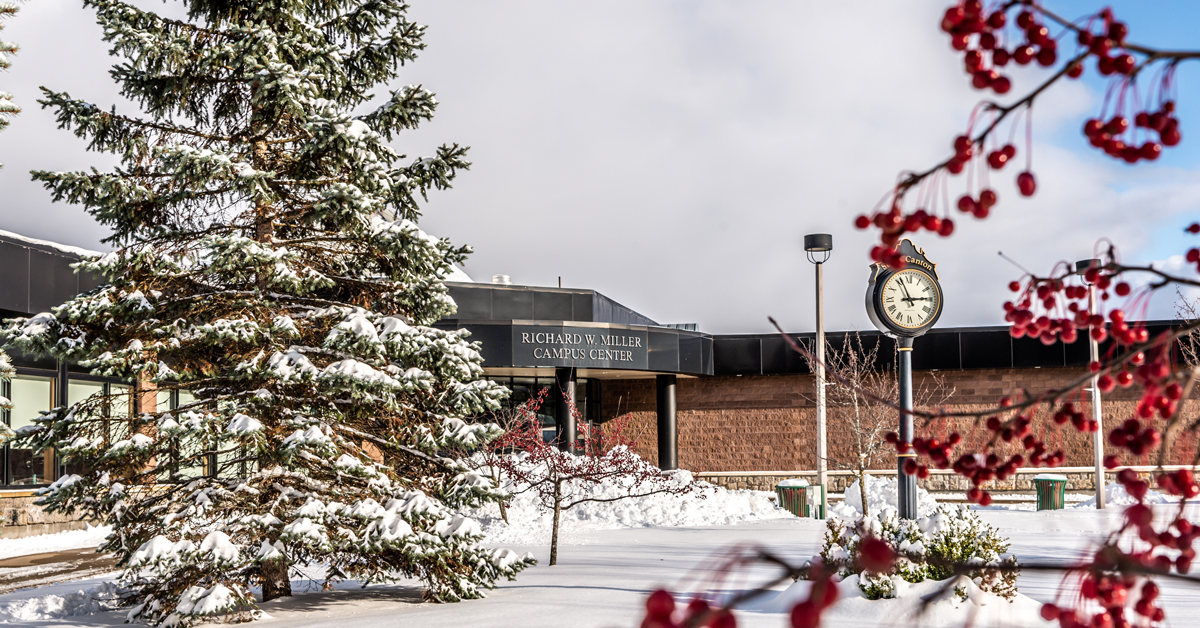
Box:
775;480;825;519
1032;474;1068;510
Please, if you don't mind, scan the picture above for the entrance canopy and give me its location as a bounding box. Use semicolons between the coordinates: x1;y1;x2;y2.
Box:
436;283;713;378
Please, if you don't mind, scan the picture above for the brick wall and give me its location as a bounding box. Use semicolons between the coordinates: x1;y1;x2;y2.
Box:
599;368;1198;473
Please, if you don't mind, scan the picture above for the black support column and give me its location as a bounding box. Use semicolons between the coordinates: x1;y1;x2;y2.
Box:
897;336;917;519
656;374;677;470
554;367;577;452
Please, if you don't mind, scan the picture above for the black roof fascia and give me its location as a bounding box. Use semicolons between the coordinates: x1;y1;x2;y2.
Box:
711;321;1184;376
444;282;659;326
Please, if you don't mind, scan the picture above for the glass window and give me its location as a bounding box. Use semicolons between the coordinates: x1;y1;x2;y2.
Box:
63;380;107;478
68;381;105;407
7;374;53;485
110;384;131;419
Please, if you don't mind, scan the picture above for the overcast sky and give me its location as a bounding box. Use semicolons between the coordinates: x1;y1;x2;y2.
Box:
2;1;1199;333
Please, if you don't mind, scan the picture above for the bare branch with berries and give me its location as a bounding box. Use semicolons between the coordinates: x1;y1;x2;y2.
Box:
856;1;1199;265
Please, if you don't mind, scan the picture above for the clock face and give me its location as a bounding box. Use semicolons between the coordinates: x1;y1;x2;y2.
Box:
880;269;941;330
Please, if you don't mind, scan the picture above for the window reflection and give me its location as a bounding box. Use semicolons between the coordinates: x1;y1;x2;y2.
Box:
7;374;53;485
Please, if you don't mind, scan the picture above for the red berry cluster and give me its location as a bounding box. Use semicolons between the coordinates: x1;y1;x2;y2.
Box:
1083;101;1177;164
640;590;736;628
789;562;840;628
1040;480;1196;626
1042;571;1167;628
941;2;1058;95
1051;401;1097;432
1156;468;1200;499
1004;267;1145;346
1076;10;1134;77
858;209;956;267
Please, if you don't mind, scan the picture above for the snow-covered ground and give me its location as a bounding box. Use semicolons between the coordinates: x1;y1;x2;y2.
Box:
5;479;1200;627
0;525;111;560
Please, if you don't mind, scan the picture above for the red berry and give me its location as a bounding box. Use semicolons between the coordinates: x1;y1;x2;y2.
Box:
1016;11;1034;29
1098;374;1116;393
993;48;1010;66
1009;281;1021;292
1188;223;1200;234
858;537;896;573
855;215;871;229
987;11;1006;29
973;204;990;219
1067;61;1084;78
979;32;996;51
1140;142;1162;161
947;158;965;174
938;217;955;236
1149;112;1167;131
951;34;970;51
1108;21;1128;44
942;7;965;30
992;76;1011;94
1098;55;1115;75
646;590;675;619
1162;127;1182;146
710;610;736;628
1037;47;1057;66
1105;116;1129;135
790;601;819;628
1014;46;1035;65
1041;604;1060;621
1114;54;1135;74
987;151;1008;169
964;50;984;70
1016;171;1036;196
979;188;998;208
1114;282;1131;296
957;195;977;213
1083;119;1104;137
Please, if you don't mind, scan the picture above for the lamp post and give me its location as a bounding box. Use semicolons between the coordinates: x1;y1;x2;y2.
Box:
1076;258;1106;510
805;233;833;518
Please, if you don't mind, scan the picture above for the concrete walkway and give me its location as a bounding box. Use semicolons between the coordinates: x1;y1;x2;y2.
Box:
0;548;117;594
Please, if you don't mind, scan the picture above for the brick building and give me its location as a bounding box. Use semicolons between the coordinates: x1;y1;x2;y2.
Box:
437;280;1192;477
0;232;1191;534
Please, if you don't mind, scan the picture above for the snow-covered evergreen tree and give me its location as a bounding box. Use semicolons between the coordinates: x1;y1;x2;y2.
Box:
0;0;22;165
2;0;531;623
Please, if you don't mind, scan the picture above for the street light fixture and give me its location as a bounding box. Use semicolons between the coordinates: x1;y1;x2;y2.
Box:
805;234;832;518
1076;258;1106;510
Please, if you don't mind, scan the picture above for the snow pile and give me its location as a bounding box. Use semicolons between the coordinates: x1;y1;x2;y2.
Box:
0;582;123;622
755;574;1050;627
1071;482;1171;509
470;466;791;545
0;523;111;558
832;474;940;519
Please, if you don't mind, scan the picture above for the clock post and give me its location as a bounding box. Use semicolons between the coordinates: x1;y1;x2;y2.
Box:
864;239;942;521
897;336;917;519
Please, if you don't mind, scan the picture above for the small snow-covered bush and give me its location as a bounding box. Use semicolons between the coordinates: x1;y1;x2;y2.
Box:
815;477;1018;600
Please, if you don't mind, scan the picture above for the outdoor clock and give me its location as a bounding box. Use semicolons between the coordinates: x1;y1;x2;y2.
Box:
866;239;944;338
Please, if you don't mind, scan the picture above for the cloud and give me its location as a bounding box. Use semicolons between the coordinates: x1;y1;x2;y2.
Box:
2;0;1198;334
